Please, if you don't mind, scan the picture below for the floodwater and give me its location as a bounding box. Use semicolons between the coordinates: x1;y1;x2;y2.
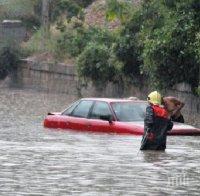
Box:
0;88;200;196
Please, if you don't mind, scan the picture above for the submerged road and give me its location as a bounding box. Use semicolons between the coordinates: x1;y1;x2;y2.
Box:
0;88;200;195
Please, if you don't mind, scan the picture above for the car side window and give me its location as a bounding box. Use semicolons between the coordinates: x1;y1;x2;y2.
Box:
71;100;94;118
90;101;112;119
62;101;80;116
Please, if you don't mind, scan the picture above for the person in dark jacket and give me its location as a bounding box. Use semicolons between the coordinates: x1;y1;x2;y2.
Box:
163;96;185;123
140;91;173;151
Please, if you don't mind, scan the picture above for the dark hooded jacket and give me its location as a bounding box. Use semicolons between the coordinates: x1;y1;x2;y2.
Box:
171;114;184;123
140;104;173;150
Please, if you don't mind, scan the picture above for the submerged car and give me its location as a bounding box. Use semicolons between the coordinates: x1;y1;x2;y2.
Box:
43;98;200;136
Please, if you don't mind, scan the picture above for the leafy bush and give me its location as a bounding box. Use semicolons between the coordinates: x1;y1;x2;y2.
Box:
105;0;134;23
23;28;58;55
56;19;89;57
196;86;200;96
0;47;20;79
113;9;143;81
51;0;82;22
73;0;94;7
57;19;116;57
20;14;41;31
76;42;122;86
50;0;94;22
56;16;121;85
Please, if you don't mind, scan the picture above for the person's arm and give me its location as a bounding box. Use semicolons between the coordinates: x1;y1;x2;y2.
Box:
171;98;185;117
144;105;154;132
167;120;174;132
164;97;184;116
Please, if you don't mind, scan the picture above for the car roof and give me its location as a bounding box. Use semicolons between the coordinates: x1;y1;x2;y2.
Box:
81;98;147;103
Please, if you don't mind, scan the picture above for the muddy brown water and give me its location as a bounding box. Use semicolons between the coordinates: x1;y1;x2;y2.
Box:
0;88;200;196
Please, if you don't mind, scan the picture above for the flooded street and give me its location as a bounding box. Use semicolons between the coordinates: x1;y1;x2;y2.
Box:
0;88;200;195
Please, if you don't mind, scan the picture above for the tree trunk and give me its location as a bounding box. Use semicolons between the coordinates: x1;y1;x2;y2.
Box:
199;64;200;86
42;0;50;51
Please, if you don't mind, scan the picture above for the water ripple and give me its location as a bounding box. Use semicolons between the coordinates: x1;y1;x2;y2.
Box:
0;88;199;195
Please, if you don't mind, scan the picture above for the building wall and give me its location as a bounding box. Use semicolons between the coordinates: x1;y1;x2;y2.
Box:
0;20;26;47
15;60;147;98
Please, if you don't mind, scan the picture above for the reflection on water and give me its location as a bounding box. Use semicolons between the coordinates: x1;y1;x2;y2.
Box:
0;88;200;195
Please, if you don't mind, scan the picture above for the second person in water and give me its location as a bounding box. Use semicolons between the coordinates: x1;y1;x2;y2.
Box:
163;96;185;123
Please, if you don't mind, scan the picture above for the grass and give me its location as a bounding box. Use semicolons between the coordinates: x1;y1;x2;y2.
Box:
22;27;58;54
22;25;75;64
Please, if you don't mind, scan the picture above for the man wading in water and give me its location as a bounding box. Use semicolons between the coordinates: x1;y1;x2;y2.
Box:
140;91;173;151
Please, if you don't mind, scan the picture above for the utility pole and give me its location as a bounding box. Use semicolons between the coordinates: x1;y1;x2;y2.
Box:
42;0;50;51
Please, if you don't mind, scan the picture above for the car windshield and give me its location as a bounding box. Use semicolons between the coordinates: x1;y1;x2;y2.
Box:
111;102;147;122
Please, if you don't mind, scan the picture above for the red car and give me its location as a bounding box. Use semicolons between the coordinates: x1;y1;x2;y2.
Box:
43;98;200;136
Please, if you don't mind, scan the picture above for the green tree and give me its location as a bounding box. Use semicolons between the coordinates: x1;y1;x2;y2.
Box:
50;0;94;22
76;42;122;87
141;0;200;89
0;47;20;79
105;0;134;23
113;8;143;83
57;19;116;57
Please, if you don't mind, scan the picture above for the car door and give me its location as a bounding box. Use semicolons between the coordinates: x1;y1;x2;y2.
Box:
88;101;114;133
60;100;94;131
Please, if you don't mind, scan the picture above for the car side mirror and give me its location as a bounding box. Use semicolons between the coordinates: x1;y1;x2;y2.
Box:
100;115;113;124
